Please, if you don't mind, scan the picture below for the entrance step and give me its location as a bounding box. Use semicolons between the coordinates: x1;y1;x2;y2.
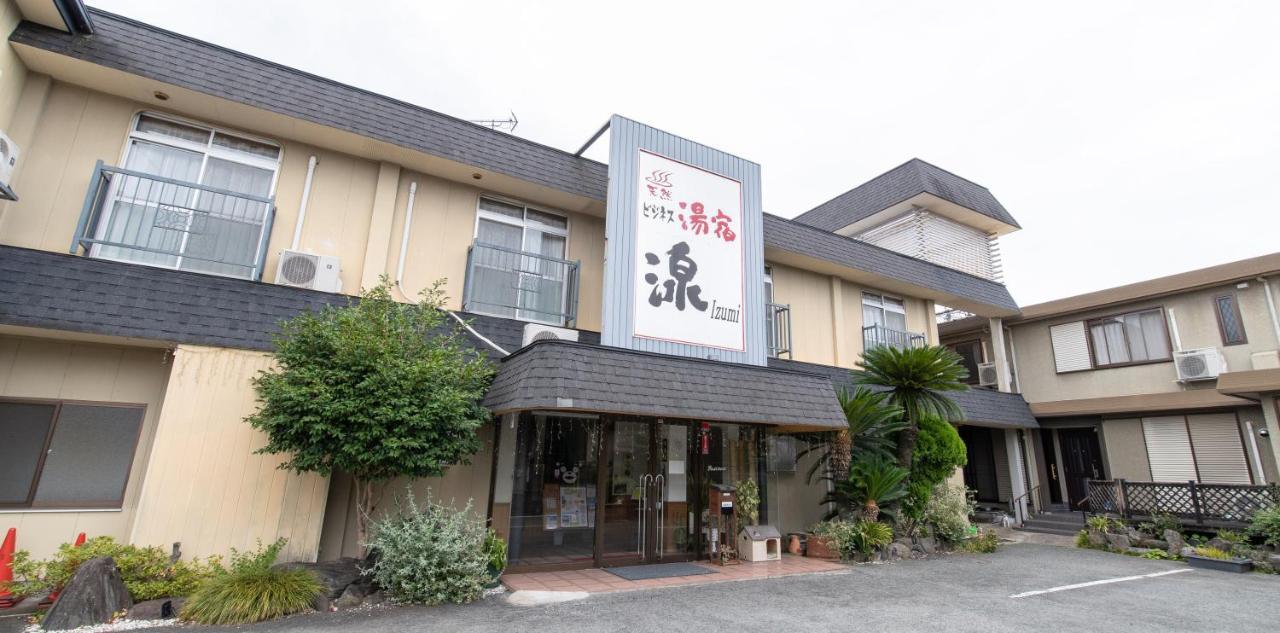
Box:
1017;513;1085;536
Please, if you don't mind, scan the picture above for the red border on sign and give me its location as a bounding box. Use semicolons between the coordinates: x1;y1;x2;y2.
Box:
631;148;747;353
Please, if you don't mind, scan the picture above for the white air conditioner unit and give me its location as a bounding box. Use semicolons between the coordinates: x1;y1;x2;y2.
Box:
0;130;19;200
977;362;999;387
275;250;342;292
1174;347;1223;382
522;322;579;347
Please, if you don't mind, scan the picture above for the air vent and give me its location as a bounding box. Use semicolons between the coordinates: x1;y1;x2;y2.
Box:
977;362;999;387
1174;348;1223;382
275;250;342;292
522;323;580;347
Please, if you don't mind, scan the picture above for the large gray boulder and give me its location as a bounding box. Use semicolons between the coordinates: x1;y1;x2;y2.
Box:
42;557;133;631
1105;532;1131;550
126;597;185;620
272;557;363;600
1163;530;1185;557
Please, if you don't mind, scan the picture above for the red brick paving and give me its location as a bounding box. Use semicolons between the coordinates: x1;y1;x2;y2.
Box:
502;555;846;594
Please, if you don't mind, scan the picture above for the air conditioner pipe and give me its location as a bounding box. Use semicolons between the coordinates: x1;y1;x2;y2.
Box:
395;181;418;289
1259;276;1280;348
290;155;318;251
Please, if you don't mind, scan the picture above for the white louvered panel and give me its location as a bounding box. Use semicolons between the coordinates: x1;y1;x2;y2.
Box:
1049;321;1092;373
1142;417;1198;482
1186;413;1252;484
992;431;1012;502
856;209;997;281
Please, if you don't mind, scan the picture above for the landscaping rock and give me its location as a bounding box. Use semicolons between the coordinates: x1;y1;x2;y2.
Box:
1164;530;1185;556
1126;527;1142;541
42;557;134;631
127;597;185;620
274;557;363;600
1087;529;1107;548
1134;538;1168;550
362;590;386;606
887;541;912;560
312;594;334;613
1180;546;1196;558
1105;533;1131;550
1206;538;1232;551
335;581;374;610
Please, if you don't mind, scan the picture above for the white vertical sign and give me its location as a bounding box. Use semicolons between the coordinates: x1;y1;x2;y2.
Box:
632;150;745;351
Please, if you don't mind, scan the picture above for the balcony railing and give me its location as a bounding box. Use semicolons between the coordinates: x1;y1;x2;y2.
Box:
766;302;792;358
863;324;927;351
70;160;276;281
462;240;580;327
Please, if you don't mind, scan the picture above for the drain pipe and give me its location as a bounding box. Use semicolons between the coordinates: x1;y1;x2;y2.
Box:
290;155;318;250
1260;276;1280;347
394;181;418;290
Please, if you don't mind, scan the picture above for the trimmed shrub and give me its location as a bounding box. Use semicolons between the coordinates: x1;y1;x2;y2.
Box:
2;537;220;602
810;520;894;558
903;415;967;520
1247;506;1280;548
921;484;974;543
365;492;489;605
181;539;321;625
963;529;999;554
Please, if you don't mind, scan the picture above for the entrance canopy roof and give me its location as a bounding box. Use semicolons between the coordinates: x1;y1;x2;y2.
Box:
483;340;847;432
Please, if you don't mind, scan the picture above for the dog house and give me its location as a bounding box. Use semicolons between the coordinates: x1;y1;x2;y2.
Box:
738;525;782;562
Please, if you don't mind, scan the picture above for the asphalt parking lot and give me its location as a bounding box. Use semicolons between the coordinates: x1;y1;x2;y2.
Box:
6;543;1278;632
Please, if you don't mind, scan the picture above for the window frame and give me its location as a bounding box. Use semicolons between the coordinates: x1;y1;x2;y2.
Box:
1084;306;1174;370
862;291;908;330
1213;293;1248;346
91;111;284;276
0;396;147;511
950;338;986;385
470;195;573;325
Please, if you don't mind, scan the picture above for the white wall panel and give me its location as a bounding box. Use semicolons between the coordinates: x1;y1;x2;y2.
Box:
1050;321;1093;373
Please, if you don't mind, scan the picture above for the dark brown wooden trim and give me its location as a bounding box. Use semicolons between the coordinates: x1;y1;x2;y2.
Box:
1183;415;1202;483
485;415;502;526
1233;410;1257;484
0;398;146;511
1084;306;1174;370
1213;293;1248;346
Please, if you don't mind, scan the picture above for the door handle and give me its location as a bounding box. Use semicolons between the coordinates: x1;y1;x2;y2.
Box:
654;474;665;558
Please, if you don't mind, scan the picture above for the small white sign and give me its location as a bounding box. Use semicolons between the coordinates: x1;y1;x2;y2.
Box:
632;150;745;351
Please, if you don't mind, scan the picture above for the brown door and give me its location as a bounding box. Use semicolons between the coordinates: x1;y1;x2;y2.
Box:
1059;428;1104;510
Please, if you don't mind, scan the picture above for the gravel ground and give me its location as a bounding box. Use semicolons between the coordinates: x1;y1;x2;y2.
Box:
6;544;1278;633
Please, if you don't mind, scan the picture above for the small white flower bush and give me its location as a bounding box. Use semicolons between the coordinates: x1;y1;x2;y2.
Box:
365;492;489;605
922;484;975;543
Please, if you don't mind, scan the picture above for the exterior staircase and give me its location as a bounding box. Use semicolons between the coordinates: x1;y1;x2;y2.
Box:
1015;505;1083;537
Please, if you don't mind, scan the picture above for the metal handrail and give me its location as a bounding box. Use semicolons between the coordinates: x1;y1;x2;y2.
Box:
461;239;580;327
862;324;927;351
70;160;277;281
1009;484;1042;526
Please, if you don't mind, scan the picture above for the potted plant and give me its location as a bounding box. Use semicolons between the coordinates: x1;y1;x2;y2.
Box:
1185;546;1253;573
483;530;507;588
805;523;841;560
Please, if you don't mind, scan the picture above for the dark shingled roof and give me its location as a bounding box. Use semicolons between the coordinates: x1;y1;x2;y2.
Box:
9;11;609;201
484;340;847;430
767;357;1037;429
793;159;1020;233
0;244;518;355
763;214;1019;313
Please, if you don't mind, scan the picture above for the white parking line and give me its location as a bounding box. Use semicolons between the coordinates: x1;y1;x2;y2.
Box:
1009;568;1193;599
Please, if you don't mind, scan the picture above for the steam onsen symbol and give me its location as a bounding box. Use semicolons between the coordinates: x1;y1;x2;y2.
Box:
646;170;673;187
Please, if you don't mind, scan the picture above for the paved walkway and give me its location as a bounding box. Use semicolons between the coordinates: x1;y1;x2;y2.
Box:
502;554;845;594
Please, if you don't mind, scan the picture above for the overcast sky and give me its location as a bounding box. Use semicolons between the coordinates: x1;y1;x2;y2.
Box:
91;0;1280;306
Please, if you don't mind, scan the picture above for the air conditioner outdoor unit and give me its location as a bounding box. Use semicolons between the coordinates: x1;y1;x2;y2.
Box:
275;250;342;293
1174;347;1223;382
0;130;20;201
522;322;579;347
977;362;999;387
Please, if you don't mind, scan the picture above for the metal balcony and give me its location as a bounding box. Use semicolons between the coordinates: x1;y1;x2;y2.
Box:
766;302;792;358
70;160;276;280
462;240;580;327
862;324;927;351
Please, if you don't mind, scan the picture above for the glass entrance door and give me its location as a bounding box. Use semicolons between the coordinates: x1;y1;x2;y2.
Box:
599;419;695;566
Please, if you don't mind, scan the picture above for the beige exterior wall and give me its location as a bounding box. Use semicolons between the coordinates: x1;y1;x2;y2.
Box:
317;425;496;560
0;0;27;131
129;345;329;563
1009;280;1280;403
0;334;171;560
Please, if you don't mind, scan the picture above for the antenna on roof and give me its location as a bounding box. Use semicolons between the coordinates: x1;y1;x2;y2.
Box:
469;111;519;132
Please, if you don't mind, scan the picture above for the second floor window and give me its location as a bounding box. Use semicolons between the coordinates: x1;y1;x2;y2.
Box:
863;292;907;332
471;197;570;323
1087;307;1171;367
92;113;281;279
1214;294;1247;345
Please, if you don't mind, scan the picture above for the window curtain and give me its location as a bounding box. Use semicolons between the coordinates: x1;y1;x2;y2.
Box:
183;158;274;277
97;140;202;268
518;230;567;323
472;220;524;318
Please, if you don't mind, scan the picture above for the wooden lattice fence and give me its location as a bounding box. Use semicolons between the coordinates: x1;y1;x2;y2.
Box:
1087;479;1280;528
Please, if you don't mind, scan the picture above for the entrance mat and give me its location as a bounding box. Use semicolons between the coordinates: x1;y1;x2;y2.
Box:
604;562;717;581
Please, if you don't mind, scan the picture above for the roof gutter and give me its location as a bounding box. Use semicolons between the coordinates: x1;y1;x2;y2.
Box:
52;0;94;35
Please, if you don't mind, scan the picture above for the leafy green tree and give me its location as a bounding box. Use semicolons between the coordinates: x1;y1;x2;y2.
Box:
247;279;495;550
903;414;968;519
852;345;968;471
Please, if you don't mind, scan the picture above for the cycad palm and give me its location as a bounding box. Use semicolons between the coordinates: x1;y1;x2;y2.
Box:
852;345;968;470
834;455;909;522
